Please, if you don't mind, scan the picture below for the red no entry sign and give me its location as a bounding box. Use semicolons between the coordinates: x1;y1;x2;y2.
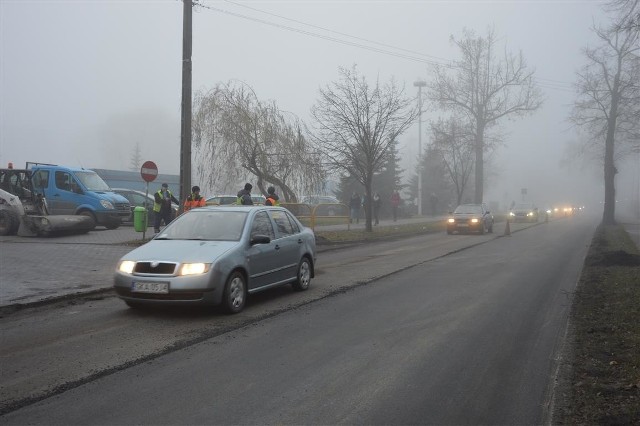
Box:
140;161;158;183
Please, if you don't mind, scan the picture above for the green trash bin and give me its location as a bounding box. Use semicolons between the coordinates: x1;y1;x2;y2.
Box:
133;206;147;232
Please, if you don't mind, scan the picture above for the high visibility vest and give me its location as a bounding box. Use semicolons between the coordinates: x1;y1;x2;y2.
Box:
266;196;280;206
184;193;206;212
154;189;175;212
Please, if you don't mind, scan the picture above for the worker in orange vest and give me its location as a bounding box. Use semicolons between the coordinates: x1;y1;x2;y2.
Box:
183;186;206;212
265;186;280;206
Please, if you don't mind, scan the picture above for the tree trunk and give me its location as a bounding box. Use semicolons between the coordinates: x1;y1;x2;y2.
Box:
602;75;621;226
364;174;373;232
474;119;485;204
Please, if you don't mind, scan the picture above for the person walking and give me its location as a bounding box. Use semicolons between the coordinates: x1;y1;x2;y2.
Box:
390;190;401;222
350;192;361;224
265;186;280;206
373;192;381;225
153;183;179;233
237;183;254;205
183;185;206;212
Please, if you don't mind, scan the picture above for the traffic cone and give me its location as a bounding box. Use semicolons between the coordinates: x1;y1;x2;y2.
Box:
504;219;511;236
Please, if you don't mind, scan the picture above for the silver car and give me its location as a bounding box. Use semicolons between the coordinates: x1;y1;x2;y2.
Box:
114;206;316;313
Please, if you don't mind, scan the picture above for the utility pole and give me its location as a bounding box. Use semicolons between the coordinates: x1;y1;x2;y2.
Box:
179;0;193;211
413;79;426;216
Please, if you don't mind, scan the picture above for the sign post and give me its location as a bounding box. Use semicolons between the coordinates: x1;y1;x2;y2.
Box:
140;161;158;240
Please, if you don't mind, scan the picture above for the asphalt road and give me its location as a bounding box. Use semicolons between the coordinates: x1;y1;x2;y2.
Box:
0;213;600;424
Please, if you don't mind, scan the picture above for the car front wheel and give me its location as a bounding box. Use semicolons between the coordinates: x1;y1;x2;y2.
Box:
292;257;311;291
222;271;246;314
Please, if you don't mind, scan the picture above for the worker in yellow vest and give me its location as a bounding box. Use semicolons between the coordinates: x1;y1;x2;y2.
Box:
153;183;179;233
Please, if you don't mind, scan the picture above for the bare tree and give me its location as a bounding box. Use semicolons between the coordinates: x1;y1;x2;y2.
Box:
429;117;476;206
309;66;418;231
129;142;142;172
192;82;324;201
605;0;640;32
571;1;640;225
427;27;543;204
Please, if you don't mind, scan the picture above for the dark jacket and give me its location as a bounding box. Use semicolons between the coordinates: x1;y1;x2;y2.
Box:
237;189;253;205
154;189;179;212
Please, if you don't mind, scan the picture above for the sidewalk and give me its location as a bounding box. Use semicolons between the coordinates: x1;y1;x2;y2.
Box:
0;215;448;309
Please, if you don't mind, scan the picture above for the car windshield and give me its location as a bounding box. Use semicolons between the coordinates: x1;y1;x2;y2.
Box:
75;171;111;191
156;210;248;241
454;205;482;214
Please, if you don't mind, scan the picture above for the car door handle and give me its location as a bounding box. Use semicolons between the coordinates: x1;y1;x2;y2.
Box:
297;238;303;244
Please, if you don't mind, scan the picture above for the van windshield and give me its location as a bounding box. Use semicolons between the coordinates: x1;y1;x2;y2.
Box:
76;171;111;191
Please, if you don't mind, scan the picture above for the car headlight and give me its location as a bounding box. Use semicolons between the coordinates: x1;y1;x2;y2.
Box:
447;218;455;223
527;212;533;216
178;263;211;276
546;209;552;214
100;200;115;209
118;260;135;274
509;212;515;216
471;218;479;223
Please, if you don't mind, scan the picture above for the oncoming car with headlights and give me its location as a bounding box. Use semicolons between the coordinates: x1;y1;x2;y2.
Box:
114;206;316;313
446;203;494;235
508;202;539;223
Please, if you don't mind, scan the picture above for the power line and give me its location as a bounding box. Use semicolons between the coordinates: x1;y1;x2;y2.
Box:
197;1;579;93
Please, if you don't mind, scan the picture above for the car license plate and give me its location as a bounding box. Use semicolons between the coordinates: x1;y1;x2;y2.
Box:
132;281;169;294
458;223;469;227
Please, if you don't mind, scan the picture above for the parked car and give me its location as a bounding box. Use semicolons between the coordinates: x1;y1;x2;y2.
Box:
300;195;341;216
114;206;317;313
509;203;539;222
446;203;494;235
112;188;178;226
206;194;266;206
206;195;237;206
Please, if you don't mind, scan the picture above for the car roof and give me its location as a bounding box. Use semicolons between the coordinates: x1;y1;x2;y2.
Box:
195;205;285;212
112;188;152;196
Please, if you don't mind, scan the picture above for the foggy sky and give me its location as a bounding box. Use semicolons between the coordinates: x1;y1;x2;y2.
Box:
2;0;635;209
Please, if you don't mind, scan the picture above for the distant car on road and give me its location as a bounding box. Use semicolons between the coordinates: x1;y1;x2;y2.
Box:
447;203;494;235
509;203;539;223
112;188;178;226
114;206;317;313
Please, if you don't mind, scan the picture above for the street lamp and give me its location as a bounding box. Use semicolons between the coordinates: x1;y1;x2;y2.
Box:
414;79;426;216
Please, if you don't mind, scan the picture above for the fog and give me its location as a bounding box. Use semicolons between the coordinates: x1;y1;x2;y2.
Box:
2;0;637;211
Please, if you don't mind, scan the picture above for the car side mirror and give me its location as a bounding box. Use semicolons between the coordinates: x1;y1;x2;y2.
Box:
250;234;271;245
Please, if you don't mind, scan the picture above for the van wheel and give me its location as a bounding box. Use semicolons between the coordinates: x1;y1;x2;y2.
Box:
78;210;97;230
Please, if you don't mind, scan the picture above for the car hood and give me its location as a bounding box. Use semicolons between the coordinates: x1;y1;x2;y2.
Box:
121;240;239;263
452;212;483;219
90;191;130;204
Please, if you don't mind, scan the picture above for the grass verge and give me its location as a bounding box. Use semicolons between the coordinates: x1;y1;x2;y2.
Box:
554;224;640;424
314;221;446;244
